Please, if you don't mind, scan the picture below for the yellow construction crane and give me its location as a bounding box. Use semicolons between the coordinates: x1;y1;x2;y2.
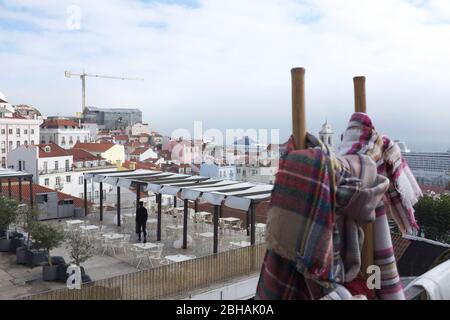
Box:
64;71;144;114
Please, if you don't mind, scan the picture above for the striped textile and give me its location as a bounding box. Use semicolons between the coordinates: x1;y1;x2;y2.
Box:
338;113;422;235
265;137;343;287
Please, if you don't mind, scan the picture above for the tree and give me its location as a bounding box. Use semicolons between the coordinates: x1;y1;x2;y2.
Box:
65;231;95;267
30;223;65;266
16;205;39;248
0;196;20;240
414;195;450;243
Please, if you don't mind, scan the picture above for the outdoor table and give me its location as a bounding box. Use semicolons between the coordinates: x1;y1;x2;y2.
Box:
132;243;158;251
220;217;240;223
103;233;124;241
123;213;135;218
229;241;251;248
198;232;214;239
66;220;84;226
80;225;99;231
165;254;194;263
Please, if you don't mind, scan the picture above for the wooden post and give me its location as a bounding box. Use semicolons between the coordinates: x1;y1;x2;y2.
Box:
18;178;22;202
354;76;374;278
291;68;307;149
8;178;11;199
250;201;256;246
354;76;367;113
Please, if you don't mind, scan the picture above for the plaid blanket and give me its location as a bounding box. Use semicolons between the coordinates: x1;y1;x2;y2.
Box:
338;113;422;235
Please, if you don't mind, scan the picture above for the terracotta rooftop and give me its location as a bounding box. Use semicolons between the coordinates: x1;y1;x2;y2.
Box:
74;142;115;153
41;119;80;129
130;147;150;156
69;148;104;162
38;143;71;158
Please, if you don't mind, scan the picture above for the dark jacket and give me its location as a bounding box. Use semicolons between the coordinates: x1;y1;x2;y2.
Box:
136;207;148;224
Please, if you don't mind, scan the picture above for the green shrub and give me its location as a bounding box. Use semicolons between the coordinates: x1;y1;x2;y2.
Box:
30;223;65;266
415;195;450;243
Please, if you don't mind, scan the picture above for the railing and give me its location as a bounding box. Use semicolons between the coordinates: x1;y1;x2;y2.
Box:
39;168;73;175
73;164;116;171
21;243;267;300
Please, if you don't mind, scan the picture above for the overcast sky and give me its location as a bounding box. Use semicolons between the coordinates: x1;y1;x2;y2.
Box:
1;0;450;151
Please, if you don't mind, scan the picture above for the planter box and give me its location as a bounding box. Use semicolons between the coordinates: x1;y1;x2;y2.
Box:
9;238;24;253
16;246;27;264
24;249;48;268
0;239;11;252
43;265;59;282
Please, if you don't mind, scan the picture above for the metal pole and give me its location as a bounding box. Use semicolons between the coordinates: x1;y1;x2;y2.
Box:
246;209;250;236
8;178;11;199
81;74;86;113
213;205;219;254
250;201;256;246
29;179;33;208
84;178;88;216
117;186;121;227
18;178;22;202
0;178;2;194
183;199;188;249
157;193;162;241
173;196;177;208
194;200;198;213
99;182;103;222
136;183;141;215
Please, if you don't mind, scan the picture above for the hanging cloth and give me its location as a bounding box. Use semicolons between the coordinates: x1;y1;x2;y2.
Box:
338;112;422;235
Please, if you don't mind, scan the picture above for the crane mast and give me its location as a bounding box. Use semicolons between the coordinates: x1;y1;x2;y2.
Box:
64;71;144;115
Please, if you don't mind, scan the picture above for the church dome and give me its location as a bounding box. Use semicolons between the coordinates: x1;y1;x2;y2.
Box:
319;121;333;134
0;92;7;103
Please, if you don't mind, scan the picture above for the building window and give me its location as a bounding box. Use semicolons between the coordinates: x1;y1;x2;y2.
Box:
31;140;34;145
55;176;61;186
8;129;12;135
79;176;84;185
24;129;28;135
1;129;5;135
8;141;12;151
24;140;28;146
43;161;48;173
65;159;70;171
1;157;5;168
16;141;20;148
44;178;49;186
16;128;20;136
66;176;71;183
54;161;59;170
31;129;34;135
95;191;99;199
88;192;92;200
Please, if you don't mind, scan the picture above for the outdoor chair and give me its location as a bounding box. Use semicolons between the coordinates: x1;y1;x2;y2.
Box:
101;239;115;256
232;220;243;232
148;248;163;267
111;234;130;256
130;247;148;269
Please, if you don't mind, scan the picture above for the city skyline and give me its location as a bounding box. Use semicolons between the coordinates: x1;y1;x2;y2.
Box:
1;0;450;152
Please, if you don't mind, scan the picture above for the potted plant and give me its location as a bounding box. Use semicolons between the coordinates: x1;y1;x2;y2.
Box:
64;231;95;283
0;196;20;252
16;206;39;264
30;222;65;281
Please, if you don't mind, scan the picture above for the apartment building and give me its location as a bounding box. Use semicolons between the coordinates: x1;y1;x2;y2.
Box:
40;118;90;148
0;91;42;168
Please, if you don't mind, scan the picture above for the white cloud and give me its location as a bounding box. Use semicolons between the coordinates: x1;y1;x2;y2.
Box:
0;0;450;151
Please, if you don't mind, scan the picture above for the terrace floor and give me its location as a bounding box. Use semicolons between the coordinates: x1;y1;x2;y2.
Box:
0;205;265;300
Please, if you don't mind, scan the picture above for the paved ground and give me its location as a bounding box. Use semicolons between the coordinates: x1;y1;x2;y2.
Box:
0;206;264;300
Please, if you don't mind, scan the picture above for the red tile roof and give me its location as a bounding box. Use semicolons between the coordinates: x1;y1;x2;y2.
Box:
1;181;92;209
122;161;159;171
41;119;80;129
114;135;129;141
38;143;71;158
69;148;104;161
74;142;115;153
130;147;150;156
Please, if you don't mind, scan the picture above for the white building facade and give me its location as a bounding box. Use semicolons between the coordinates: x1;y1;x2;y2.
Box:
0;91;42;168
40;119;91;148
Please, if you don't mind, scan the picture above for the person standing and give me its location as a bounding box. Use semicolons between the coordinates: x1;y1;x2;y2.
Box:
136;201;148;243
